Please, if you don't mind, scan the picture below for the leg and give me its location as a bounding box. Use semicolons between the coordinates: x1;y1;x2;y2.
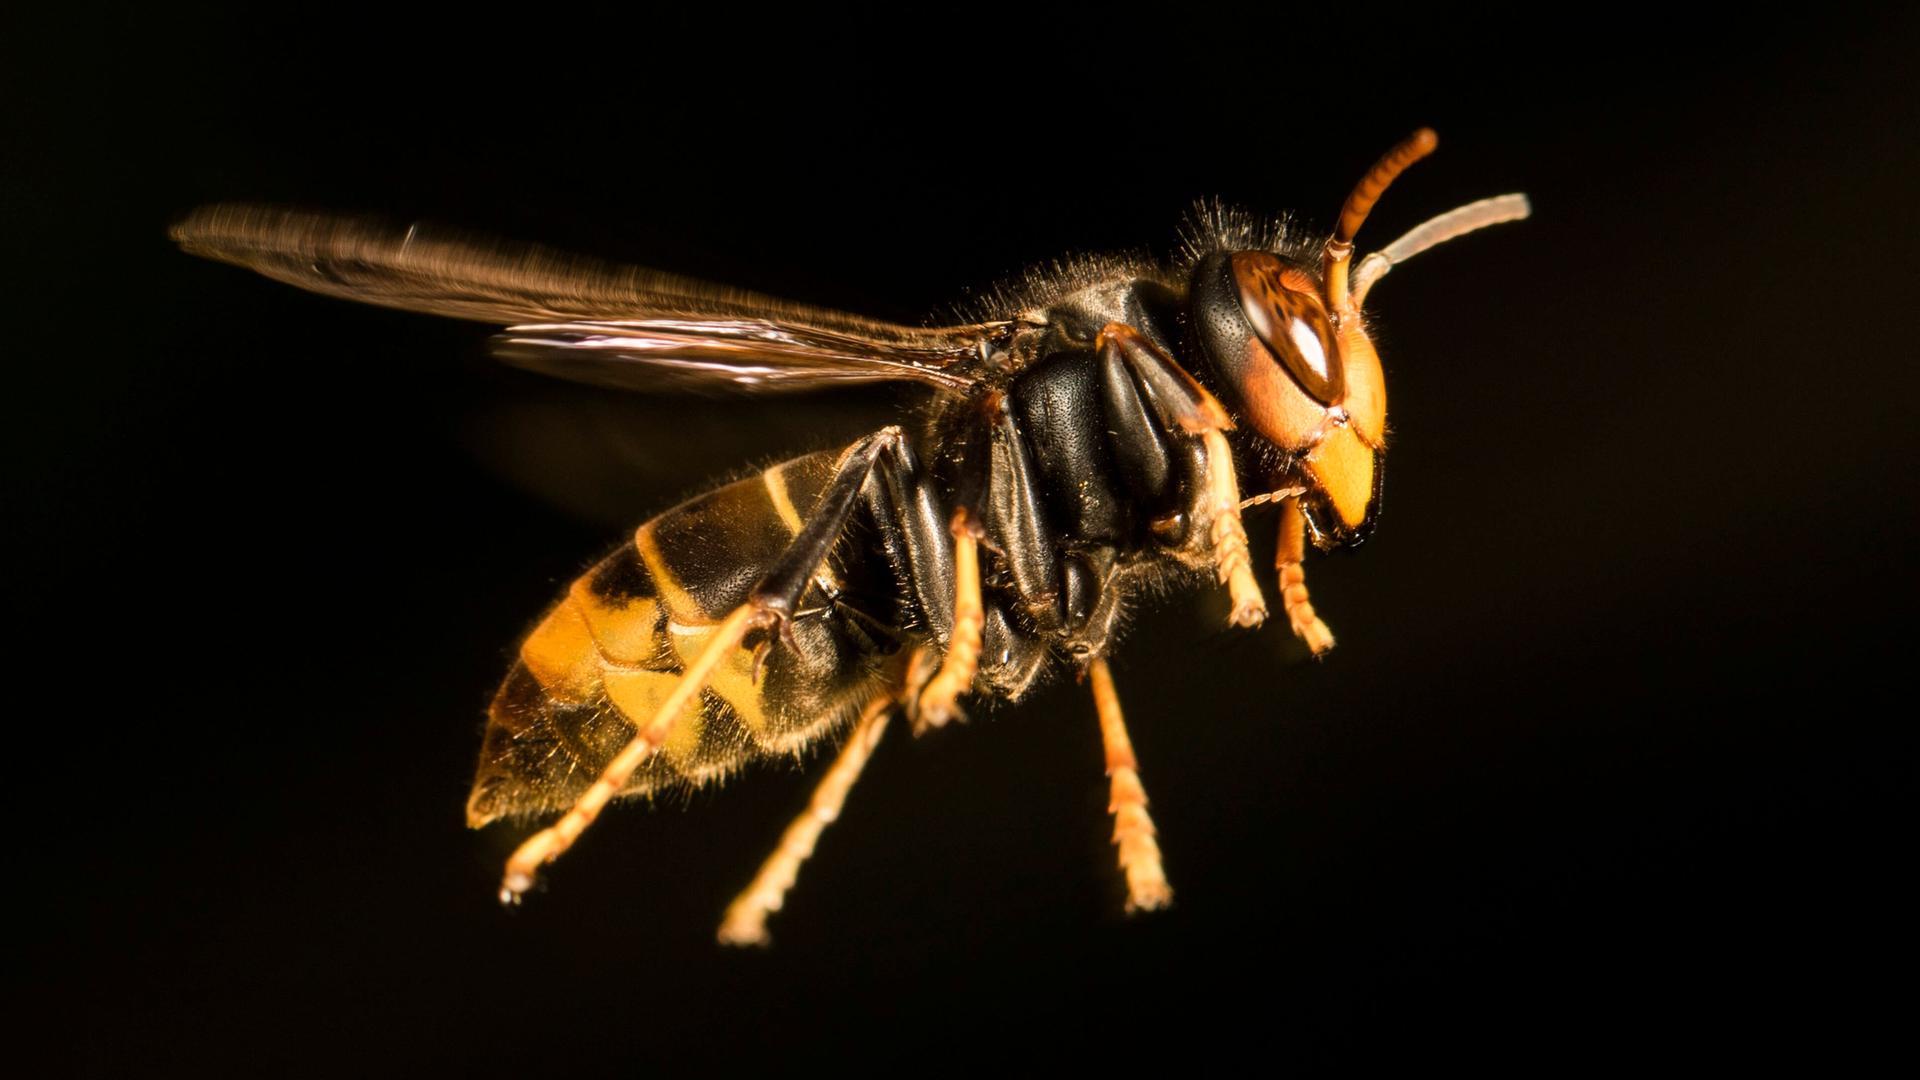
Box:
717;688;898;946
499;605;762;901
1098;323;1267;628
1088;658;1173;912
917;392;1067;722
1200;428;1267;628
499;427;909;903
913;510;983;731
1277;496;1335;654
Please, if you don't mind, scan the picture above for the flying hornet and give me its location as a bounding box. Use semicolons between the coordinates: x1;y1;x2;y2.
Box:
173;129;1528;944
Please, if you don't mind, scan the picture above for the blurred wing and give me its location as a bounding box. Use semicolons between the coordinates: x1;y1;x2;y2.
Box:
171;204;1000;392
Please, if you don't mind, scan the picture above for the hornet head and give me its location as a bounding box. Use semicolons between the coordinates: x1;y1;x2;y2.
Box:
1188;129;1529;547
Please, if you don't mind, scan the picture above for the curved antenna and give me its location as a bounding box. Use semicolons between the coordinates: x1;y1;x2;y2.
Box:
1352;193;1532;307
1324;128;1440;315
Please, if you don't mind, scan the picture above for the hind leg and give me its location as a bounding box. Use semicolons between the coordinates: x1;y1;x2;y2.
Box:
717;687;900;946
500;428;913;903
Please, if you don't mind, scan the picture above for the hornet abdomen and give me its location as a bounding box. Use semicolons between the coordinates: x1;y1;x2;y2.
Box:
467;449;905;825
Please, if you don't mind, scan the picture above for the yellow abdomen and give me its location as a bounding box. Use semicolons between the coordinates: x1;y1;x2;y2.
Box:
467;447;902;826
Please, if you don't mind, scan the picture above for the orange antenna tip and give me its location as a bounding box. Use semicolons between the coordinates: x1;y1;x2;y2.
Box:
1333;128;1440;249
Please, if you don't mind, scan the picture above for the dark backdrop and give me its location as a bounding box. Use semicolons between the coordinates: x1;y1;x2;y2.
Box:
7;11;1914;1073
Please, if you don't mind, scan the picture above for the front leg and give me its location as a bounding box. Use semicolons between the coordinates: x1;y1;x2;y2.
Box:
1097;323;1267;628
1276;496;1335;654
1198;427;1267;628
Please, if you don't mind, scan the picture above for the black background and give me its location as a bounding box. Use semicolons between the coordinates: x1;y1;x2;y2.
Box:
7;10;1914;1073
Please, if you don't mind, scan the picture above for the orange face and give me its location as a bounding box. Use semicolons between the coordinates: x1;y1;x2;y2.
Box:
1190;250;1386;543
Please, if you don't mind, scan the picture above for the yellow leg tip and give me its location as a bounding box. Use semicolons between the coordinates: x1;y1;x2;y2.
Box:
912;691;966;733
1126;880;1174;913
1294;616;1335;655
1230;598;1269;629
500;828;562;902
499;872;535;906
716;917;772;947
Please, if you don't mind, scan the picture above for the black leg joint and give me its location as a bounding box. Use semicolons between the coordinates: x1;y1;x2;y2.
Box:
747;427;905;619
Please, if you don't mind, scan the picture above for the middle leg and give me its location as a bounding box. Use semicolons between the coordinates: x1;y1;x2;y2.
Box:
1088;657;1173;912
913;510;983;731
717;684;901;946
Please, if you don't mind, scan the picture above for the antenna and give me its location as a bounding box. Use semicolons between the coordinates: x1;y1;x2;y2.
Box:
1325;128;1439;315
1351;194;1533;307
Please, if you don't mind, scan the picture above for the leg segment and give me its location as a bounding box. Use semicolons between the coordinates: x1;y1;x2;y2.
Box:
913;510;983;731
1089;658;1172;912
717;688;898;946
866;436;957;649
980;399;1062;624
1098;323;1267;628
500;604;763;902
499;427;910;903
1200;428;1266;628
1277;497;1335;654
1096;323;1230;435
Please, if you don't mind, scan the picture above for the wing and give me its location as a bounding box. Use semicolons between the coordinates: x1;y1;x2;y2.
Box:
171;204;1003;393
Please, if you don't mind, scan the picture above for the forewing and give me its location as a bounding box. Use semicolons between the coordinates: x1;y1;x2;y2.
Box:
491;319;979;393
172;204;996;392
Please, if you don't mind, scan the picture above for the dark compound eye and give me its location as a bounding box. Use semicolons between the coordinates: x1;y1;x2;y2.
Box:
1227;252;1344;405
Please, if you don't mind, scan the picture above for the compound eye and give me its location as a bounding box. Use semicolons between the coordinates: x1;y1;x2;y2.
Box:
1230;252;1344;405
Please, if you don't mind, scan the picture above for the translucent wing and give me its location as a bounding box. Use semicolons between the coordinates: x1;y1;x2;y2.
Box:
171;204;1000;392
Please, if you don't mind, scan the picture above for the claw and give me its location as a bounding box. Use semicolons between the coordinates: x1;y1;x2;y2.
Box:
912;695;966;735
499;824;563;905
745;606;794;684
1229;597;1268;629
1125;879;1174;914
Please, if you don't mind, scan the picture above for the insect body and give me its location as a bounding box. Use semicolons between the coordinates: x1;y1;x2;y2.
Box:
173;130;1527;943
